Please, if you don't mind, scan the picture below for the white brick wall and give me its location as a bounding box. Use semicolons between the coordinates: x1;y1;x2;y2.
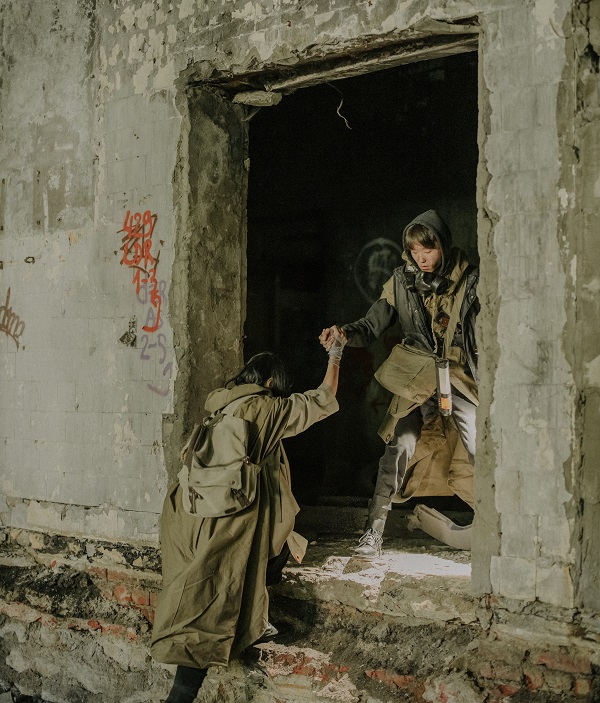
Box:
0;1;180;539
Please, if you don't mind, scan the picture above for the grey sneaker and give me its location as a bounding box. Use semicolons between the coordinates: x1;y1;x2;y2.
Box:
353;528;383;558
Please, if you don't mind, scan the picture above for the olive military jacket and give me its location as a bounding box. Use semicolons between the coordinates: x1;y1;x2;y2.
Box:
342;210;479;440
150;382;338;669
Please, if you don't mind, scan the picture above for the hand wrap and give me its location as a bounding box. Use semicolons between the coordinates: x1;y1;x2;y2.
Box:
327;328;347;366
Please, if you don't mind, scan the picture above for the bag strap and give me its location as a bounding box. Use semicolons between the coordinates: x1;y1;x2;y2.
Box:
220;394;256;417
183;424;203;470
442;273;468;359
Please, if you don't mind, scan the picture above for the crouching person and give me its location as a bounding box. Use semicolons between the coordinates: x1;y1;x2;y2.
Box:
150;338;345;702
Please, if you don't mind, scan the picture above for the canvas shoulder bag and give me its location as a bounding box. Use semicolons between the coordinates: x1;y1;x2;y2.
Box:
177;395;261;517
374;275;467;402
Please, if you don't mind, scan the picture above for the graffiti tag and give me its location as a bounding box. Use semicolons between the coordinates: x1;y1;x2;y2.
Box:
118;210;172;396
120;209;162;333
353;237;403;304
0;287;26;349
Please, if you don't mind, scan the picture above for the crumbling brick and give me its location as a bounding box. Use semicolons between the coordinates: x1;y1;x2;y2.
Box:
542;669;577;694
492;664;523;682
498;683;521;696
477;661;495;679
365;669;420;690
573;678;591;696
113;584;134;605
523;666;544;690
534;650;592;675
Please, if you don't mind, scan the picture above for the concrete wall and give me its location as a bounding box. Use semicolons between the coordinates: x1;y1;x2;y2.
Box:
473;0;577;607
569;0;600;614
0;0;180;542
0;0;597;654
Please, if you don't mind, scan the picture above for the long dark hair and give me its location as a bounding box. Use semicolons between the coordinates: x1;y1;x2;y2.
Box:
227;352;291;397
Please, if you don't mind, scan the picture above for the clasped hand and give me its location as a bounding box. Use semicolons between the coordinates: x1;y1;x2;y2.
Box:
319;325;347;352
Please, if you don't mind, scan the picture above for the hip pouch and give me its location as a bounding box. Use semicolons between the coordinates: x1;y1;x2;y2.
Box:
374;342;437;403
374;272;469;407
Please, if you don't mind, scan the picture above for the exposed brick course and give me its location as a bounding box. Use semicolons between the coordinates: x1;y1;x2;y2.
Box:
3;530;598;702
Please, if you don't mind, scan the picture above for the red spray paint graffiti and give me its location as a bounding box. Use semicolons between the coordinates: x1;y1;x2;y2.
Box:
120;210;162;333
119;210;172;396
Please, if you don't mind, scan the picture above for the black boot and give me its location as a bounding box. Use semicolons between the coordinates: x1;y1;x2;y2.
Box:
165;666;207;703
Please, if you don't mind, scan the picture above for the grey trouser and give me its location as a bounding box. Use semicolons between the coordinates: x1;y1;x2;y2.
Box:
368;389;476;532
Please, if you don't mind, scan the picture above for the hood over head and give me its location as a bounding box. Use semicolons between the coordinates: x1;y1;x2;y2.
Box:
402;210;453;273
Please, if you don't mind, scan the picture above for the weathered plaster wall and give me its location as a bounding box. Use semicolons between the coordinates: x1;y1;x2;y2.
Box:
570;0;600;613
472;0;581;611
94;0;484;497
1;0;484;542
169;86;248;484
0;0;597;660
0;0;180;543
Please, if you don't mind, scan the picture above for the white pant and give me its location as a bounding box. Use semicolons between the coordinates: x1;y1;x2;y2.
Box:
368;388;476;531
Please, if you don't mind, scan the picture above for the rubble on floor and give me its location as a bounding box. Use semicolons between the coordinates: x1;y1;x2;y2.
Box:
0;522;598;702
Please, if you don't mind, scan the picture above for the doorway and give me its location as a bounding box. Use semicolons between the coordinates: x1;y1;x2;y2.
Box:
245;51;479;505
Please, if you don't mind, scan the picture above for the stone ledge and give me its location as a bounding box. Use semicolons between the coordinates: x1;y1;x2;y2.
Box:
0;527;599;702
274;537;477;625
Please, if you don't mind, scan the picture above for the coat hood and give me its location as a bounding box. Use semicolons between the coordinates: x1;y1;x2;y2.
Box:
205;383;270;414
402;210;453;273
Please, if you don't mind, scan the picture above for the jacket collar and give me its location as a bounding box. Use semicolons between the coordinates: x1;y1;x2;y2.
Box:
205;383;270;414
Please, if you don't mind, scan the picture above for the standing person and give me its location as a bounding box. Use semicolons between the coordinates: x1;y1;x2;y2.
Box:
151;337;345;703
320;210;479;557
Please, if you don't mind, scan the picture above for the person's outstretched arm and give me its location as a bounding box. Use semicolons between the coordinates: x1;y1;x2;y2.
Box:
255;333;346;454
319;298;397;351
321;326;345;395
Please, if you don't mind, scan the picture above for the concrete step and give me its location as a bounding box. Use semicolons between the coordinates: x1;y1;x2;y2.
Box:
245;536;479;703
1;518;596;703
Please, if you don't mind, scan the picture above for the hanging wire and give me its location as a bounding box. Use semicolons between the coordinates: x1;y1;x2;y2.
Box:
325;82;352;130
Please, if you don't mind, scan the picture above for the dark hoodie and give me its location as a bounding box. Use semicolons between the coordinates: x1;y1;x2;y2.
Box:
403;209;453;274
342;210;479;381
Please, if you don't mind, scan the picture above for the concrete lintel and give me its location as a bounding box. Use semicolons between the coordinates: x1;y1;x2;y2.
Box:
193;31;479;96
265;36;479;93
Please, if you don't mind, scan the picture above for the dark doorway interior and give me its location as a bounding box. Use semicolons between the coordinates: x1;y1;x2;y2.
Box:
246;52;478;505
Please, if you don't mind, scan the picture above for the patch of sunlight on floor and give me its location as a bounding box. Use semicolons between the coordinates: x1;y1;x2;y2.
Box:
375;550;471;578
291;551;470;591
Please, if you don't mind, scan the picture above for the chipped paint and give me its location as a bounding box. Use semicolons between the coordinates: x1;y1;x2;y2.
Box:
584;354;600;388
167;24;178;44
133;61;153;94
178;0;196;20
558;187;569;210
120;5;136;31
154;59;177;91
232;1;267;20
148;29;166;60
532;0;560;38
581;276;600;296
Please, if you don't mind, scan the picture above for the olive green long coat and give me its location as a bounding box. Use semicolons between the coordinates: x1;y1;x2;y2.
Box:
150;382;338;669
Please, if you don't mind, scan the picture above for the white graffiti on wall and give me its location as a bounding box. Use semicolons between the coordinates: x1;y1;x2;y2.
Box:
353;237;403;304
